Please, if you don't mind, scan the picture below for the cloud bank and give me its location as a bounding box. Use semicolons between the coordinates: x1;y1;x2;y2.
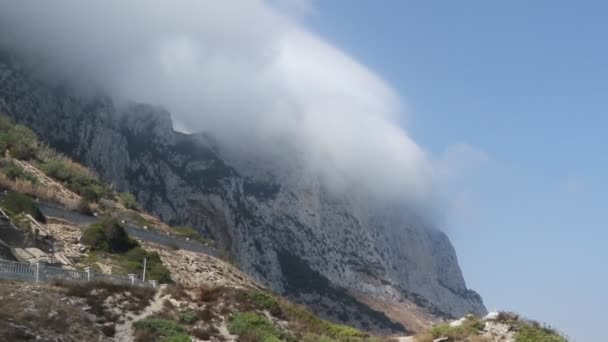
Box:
0;0;438;217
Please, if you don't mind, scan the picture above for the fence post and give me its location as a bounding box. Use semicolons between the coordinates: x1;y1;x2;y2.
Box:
35;262;40;283
85;267;92;282
128;274;135;285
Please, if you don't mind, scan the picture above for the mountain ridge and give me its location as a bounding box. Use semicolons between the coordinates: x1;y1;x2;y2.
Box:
0;50;486;332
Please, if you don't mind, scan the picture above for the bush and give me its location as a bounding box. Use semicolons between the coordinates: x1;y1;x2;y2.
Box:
122;247;172;283
38;159;108;201
515;324;568;342
81;184;104;202
178;310;198;325
4;125;38;160
320;321;366;340
133;318;190;342
228;312;283;341
82;224;109;251
0;160;35;183
82;218;137;253
119;192;139;210
76;199;94;216
426;317;485;340
1;192;45;223
246;290;282;316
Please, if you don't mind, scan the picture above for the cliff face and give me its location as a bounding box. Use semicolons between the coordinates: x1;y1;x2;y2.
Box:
0;51;486;331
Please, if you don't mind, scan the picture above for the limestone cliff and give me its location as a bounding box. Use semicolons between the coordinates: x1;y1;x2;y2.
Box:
0;51;485;332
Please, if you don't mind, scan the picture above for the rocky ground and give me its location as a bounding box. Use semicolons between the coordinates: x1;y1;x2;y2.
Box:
141;241;259;289
412;312;568;342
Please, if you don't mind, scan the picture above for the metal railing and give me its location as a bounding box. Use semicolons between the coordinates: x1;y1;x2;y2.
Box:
0;258;157;288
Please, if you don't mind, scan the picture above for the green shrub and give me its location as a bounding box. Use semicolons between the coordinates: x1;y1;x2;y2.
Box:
320;321;366;340
120;247;172;283
81;184;104;202
0;160;35;183
76;199;94;216
82;224;109;251
5;125;38;160
428;317;485;340
247;290;282;316
38;160;73;182
229;312;283;341
38;159;109;201
82;218;137;253
515;324;568;342
133;318;190;342
1;192;45;223
178;310;198;325
119;192;139;210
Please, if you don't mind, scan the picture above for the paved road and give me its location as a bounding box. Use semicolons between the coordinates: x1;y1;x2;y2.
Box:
38;202;219;257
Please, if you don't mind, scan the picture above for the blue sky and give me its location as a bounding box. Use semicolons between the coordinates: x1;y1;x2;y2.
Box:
303;1;607;341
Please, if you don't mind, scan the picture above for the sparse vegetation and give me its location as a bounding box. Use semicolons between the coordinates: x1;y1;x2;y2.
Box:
516;324;568;342
83;218;137;253
178;310;198;325
121;247;172;283
415;312;569;342
134;318;190;342
119;192;139;210
0;114;111;204
425;317;484;340
1;191;46;223
76;198;94;215
37;159;107;202
59;280;155;316
0;159;36;183
81;218;171;282
171;225;209;243
229;312;287;342
245;290;282;316
0;118;38;160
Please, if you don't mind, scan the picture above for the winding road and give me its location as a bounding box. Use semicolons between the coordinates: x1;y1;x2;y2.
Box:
38;201;219;257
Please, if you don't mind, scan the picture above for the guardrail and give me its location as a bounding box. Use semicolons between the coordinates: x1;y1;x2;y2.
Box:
0;258;158;288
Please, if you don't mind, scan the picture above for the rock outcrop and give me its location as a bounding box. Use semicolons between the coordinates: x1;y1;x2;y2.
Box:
0;50;486;332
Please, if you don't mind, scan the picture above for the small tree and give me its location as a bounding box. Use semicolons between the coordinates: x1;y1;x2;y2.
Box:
82;218;137;253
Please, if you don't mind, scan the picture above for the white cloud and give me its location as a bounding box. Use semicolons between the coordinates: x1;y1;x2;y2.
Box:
0;0;439;218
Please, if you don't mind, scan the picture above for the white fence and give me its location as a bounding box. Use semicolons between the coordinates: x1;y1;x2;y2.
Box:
0;258;157;288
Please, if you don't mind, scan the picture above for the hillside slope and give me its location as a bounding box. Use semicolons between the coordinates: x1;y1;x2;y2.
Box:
0;50;485;331
0;119;406;342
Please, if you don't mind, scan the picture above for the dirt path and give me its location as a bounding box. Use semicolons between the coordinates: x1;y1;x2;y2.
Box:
396;337;415;342
113;290;166;342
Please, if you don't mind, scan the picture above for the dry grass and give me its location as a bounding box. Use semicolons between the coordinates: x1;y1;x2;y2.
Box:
198;285;225;302
0;280;108;341
164;284;192;301
0;167;79;208
36;143;98;180
54;279;155;323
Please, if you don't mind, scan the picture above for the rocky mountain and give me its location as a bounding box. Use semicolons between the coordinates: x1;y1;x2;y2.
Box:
0;50;486;332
